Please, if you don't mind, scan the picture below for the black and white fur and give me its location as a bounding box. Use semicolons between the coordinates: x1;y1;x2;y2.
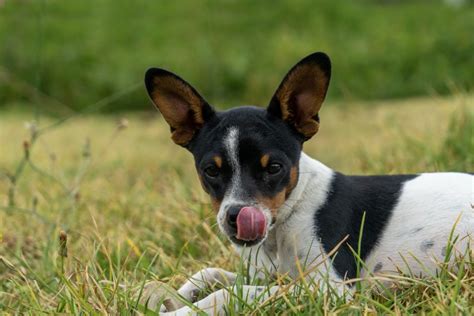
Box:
142;52;473;315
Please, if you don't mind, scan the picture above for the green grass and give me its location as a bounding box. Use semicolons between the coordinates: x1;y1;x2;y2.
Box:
1;0;473;112
0;94;473;314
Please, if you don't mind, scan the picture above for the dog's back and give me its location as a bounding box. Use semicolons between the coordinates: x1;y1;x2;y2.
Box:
363;171;473;276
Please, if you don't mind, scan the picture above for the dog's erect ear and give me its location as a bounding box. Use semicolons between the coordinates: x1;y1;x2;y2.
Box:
145;68;215;146
267;52;331;141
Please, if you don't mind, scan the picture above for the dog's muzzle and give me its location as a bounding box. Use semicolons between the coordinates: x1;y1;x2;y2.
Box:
224;205;267;246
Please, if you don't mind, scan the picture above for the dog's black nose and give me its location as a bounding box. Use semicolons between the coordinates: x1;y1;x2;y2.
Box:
226;205;243;229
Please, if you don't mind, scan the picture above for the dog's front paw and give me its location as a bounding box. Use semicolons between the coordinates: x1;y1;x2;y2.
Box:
138;281;184;312
179;287;202;303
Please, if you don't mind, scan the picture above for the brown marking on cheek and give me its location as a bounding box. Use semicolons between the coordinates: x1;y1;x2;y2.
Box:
210;198;222;212
258;190;286;217
258;165;299;217
260;154;270;168
286;166;298;197
213;156;223;168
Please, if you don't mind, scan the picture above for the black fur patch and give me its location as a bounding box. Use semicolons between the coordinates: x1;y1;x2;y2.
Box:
314;172;418;279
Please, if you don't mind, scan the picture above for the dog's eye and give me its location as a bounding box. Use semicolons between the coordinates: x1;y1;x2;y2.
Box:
204;166;220;178
267;163;282;175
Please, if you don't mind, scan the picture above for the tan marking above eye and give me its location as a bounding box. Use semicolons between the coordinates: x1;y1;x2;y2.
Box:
260;154;270;168
213;156;223;168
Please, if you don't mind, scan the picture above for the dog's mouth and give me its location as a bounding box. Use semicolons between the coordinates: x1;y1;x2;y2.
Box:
228;206;268;247
230;236;264;247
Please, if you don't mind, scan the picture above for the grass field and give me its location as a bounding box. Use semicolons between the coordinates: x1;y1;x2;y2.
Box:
0;94;473;314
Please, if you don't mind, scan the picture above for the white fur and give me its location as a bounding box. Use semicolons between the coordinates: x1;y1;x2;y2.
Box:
223;128;241;200
161;284;279;316
217;128;242;233
177;268;237;302
363;172;473;276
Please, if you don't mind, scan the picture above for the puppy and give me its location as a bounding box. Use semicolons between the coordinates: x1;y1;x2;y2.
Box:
142;52;473;315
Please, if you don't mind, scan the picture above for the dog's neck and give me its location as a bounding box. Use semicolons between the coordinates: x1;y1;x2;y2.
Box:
275;152;334;226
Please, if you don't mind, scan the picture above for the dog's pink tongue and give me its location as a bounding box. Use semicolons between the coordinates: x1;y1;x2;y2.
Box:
236;207;266;241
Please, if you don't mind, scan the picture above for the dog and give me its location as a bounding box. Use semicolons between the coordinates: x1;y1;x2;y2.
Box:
142;52;473;315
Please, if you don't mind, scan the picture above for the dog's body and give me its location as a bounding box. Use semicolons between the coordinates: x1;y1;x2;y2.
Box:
143;53;473;315
240;153;472;280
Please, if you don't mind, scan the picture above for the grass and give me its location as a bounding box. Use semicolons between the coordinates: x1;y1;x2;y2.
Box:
1;0;474;112
0;93;473;314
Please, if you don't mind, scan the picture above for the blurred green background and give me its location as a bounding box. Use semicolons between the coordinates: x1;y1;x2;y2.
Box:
0;0;473;113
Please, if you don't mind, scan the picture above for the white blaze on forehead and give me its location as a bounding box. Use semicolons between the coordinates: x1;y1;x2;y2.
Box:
217;127;273;247
223;128;242;200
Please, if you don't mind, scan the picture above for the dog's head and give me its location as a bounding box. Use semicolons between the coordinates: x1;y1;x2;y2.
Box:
145;52;331;247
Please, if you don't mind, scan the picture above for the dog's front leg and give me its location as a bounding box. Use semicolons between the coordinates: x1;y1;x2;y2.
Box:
177;268;237;303
161;285;279;316
139;269;236;313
